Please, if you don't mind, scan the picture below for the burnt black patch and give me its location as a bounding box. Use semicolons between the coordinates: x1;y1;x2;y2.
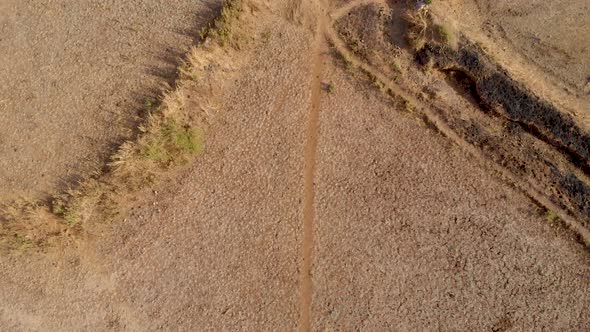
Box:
478;72;590;172
559;173;590;225
442;68;487;111
424;43;590;173
417;41;590;225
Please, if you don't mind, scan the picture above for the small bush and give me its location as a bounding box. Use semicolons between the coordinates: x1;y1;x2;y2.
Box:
545;210;559;223
437;25;450;43
199;0;244;47
51;199;80;227
326;83;335;94
142;120;204;165
404;10;429;51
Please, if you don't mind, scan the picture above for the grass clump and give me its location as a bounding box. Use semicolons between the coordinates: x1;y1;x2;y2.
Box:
436;25;450;43
0;0;250;253
51;199;80;227
404;9;429;51
144;99;155;111
545;210;560;223
435;24;456;48
13;234;33;251
142;120;204;166
325;82;335;94
200;0;244;47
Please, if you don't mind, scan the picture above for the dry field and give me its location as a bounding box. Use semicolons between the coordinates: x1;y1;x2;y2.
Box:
0;0;589;330
431;0;590;123
0;0;220;201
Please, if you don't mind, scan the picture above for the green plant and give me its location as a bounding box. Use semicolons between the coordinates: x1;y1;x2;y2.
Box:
545;210;559;223
425;0;433;4
199;0;244;47
142;120;204;165
64;210;80;227
144;99;155;111
14;233;33;251
436;25;451;44
326;83;335;94
51;199;80;227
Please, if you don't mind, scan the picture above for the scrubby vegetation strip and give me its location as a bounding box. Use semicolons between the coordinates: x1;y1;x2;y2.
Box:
0;0;250;252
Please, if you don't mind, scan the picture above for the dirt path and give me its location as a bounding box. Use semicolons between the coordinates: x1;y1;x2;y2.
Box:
312;58;590;329
299;15;326;332
299;1;334;329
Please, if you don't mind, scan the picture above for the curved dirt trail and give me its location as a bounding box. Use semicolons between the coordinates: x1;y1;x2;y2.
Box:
330;0;383;21
323;1;590;245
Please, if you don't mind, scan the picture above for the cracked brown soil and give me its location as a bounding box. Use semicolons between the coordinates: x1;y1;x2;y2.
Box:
0;0;589;330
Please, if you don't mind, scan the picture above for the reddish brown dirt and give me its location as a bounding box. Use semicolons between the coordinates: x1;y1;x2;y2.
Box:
299;14;327;332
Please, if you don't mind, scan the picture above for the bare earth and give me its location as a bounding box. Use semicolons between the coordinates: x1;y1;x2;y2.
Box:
1;0;589;331
433;0;590;123
0;0;219;201
313;63;590;330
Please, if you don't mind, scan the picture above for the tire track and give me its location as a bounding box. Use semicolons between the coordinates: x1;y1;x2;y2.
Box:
324;6;590;246
330;0;383;21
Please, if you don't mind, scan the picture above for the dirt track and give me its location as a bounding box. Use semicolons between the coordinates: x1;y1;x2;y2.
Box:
0;0;589;330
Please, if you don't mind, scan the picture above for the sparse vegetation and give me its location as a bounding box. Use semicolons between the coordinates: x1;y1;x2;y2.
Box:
0;0;250;251
144;98;155;111
404;9;429;51
329;41;355;72
51;198;80;227
325;82;335;94
13;233;33;251
405;8;455;51
142;120;204;165
199;0;245;48
434;23;457;48
436;25;450;44
545;210;560;223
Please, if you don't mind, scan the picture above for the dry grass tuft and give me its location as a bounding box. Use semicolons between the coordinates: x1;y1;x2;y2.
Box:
404;6;457;52
199;0;247;48
404;9;429;51
0;0;253;253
